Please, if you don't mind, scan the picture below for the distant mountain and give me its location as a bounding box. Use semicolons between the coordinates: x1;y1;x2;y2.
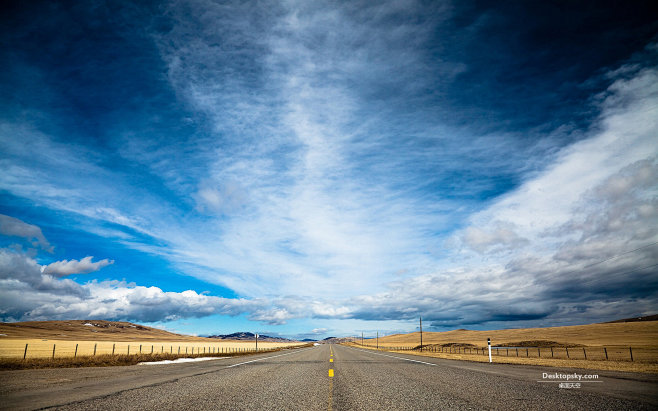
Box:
322;337;356;344
207;332;295;342
300;338;317;342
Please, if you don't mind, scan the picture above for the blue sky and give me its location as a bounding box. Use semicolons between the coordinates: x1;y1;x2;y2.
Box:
1;0;657;340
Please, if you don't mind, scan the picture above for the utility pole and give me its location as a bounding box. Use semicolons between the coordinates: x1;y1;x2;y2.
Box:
420;316;423;351
255;333;258;351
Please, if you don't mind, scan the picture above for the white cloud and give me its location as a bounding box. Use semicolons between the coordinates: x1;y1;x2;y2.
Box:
457;66;658;259
0;1;656;330
42;256;114;277
0;214;53;252
346;65;658;327
0;247;264;323
462;222;528;254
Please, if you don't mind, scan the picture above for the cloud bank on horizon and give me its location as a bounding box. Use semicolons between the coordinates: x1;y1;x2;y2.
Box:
0;0;656;336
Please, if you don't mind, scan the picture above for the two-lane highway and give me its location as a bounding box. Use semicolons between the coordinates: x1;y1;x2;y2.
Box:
1;344;656;410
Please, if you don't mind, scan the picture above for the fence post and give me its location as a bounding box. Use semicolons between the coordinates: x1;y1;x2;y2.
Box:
538;348;540;358
516;348;518;357
52;344;56;359
583;348;587;360
140;344;142;354
94;343;97;356
629;347;633;362
604;347;608;360
526;348;528;357
75;344;78;357
128;345;130;355
151;345;153;354
112;343;115;355
24;343;28;360
551;347;553;358
566;347;569;359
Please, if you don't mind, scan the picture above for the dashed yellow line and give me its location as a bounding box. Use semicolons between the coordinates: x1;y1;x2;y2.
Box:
328;344;334;411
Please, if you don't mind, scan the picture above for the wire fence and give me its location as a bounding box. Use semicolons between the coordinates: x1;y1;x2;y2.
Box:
0;340;305;359
354;342;658;362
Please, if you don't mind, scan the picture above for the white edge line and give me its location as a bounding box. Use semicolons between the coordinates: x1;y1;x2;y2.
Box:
138;357;229;365
225;347;315;368
348;346;437;366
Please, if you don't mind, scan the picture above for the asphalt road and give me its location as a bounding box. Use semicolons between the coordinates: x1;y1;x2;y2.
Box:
1;344;656;410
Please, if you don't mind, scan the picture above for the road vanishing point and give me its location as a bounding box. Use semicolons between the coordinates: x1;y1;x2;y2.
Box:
1;344;656;410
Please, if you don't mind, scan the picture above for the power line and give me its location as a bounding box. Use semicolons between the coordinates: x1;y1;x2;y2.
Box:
558;241;658;278
581;241;658;269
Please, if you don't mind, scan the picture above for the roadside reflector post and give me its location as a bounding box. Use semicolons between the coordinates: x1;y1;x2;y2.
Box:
604;347;608;360
629;347;633;361
52;344;56;359
75;344;78;358
420;316;423;351
94;343;97;356
151;345;153;354
23;343;28;360
487;338;492;363
112;343;115;355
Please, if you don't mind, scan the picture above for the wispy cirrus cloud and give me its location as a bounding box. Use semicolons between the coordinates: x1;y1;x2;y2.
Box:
0;1;656;335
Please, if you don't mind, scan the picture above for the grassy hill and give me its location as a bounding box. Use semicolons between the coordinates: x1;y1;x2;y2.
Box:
370;320;658;349
0;320;210;342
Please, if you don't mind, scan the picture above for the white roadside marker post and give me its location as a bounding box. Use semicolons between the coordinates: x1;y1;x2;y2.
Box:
488;338;492;363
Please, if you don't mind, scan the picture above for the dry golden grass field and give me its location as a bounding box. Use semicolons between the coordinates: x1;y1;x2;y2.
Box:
0;320;304;360
349;320;658;373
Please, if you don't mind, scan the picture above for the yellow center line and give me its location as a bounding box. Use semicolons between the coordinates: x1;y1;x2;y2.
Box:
328;376;333;410
328;345;334;410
